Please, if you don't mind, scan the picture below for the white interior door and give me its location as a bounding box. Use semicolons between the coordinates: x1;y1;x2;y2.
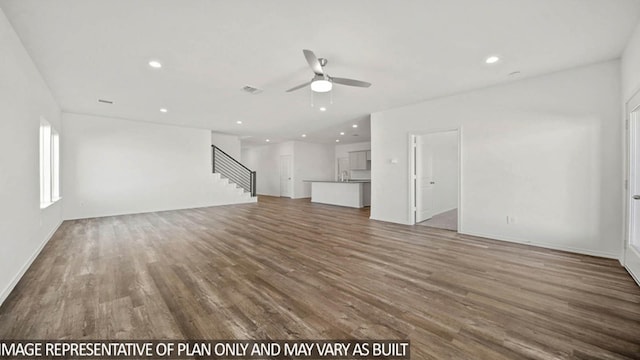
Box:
625;93;640;285
416;135;435;222
280;155;292;198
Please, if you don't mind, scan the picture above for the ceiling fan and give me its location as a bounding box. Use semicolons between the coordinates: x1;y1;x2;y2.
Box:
286;49;372;93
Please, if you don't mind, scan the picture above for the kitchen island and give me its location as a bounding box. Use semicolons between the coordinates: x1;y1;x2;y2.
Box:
304;180;371;208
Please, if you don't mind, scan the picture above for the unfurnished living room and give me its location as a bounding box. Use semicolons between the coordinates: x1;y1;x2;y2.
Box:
1;0;640;359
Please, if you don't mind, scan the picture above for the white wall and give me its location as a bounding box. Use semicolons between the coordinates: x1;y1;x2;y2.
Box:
63;113;244;219
294;142;335;198
211;132;241;160
242;141;333;198
371;60;622;258
0;9;63;305
335;141;371;180
622;21;640;102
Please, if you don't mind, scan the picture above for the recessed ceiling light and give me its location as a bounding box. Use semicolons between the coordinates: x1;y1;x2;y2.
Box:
336;139;340;142
352;124;358;128
340;132;345;135
160;108;168;113
266;139;270;142
301;134;307;138
485;56;500;64
148;60;162;68
236;120;242;124
319;107;327;112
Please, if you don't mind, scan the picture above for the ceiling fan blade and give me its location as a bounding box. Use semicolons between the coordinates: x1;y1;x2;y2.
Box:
331;77;371;88
286;81;311;92
303;49;324;75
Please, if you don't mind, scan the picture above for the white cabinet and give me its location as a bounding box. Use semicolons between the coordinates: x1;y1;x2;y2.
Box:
349;151;368;170
310;181;371;208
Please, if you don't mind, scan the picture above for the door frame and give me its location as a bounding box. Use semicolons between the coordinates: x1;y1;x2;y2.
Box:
408;127;463;230
623;88;640;286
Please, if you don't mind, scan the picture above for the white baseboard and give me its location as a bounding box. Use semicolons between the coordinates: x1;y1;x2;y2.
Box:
461;230;621;260
354;214;621;260
625;265;640;287
0;220;62;307
64;199;257;220
368;215;414;226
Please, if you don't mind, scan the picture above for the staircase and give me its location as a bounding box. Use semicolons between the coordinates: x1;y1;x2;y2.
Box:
212;145;257;204
211;172;256;203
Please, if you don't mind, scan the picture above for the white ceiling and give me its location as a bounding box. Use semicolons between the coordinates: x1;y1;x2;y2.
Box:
2;0;639;145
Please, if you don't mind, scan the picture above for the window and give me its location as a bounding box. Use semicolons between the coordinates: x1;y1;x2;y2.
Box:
40;118;60;208
52;131;60;200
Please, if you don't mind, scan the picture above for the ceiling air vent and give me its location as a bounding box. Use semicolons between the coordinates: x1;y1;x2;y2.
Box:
97;99;114;104
241;85;263;95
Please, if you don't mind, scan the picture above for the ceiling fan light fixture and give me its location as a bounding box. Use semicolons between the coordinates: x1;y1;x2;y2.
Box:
287;49;371;93
310;79;332;93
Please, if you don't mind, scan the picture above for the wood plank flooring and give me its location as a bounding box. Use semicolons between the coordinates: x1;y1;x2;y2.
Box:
1;196;639;359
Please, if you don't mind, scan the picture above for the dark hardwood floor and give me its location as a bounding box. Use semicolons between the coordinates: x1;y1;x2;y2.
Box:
1;196;639;359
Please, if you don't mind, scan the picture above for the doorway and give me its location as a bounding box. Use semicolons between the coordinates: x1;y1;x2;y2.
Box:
411;129;460;231
624;91;640;285
279;155;293;198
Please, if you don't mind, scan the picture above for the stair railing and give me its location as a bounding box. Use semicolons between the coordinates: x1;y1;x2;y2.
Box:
212;145;256;197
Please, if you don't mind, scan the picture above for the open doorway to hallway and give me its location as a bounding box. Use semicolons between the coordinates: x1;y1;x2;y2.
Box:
411;129;460;231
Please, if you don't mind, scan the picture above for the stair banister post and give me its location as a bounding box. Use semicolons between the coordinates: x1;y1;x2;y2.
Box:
252;171;257;197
